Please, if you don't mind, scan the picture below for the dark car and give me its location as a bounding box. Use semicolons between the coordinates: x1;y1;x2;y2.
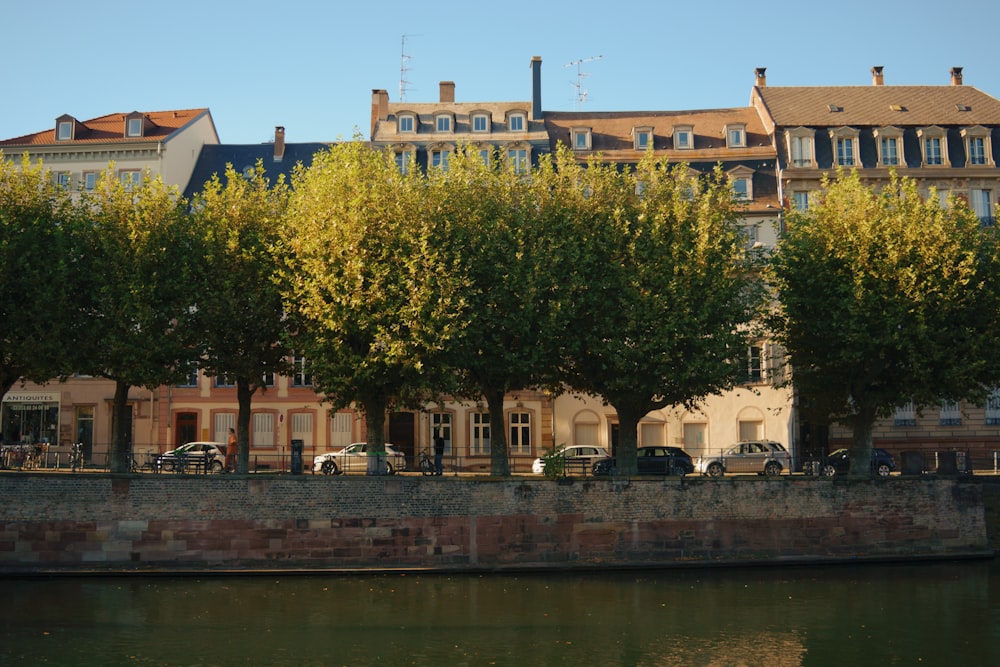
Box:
818;447;896;478
592;446;694;476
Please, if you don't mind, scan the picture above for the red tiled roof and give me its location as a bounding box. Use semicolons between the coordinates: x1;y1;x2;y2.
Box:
0;108;209;147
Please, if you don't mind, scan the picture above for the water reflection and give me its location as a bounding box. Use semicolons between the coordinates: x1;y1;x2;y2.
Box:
0;560;996;666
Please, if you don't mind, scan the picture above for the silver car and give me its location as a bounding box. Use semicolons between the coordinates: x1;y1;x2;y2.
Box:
156;441;227;473
695;440;789;477
532;445;611;475
313;443;407;475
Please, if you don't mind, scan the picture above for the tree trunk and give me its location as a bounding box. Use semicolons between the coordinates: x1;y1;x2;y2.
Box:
486;388;510;477
361;395;389;476
848;412;875;477
613;403;643;476
235;379;255;474
110;380;131;473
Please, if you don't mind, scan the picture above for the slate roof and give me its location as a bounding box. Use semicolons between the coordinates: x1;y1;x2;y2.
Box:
182;142;333;200
373;101;548;144
0;108;212;147
753;86;1000;127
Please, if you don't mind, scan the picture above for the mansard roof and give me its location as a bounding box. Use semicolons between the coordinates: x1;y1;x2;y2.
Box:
0;108;212;147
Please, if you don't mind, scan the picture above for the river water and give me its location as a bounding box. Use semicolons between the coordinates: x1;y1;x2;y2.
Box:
1;560;997;666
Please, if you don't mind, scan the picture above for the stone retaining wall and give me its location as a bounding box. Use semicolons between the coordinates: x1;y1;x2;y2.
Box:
0;474;991;573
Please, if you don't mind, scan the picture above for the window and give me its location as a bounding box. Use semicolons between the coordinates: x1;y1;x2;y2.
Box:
733;177;749;200
726;124;746;148
431;148;450;170
836;137;855;166
177;363;198;387
508;113;526;132
747;345;763;383
507;147;528;174
874;127;903;167
728;166;754;201
509;412;530;454
939;400;962;426
292;356;312;387
971;189;994;224
633;127;652;151
127;118;143;137
986;389;1000;425
83;172;98;191
571;128;591;151
471;412;490;455
478;147;491;165
792;191;810;210
214;374;235;388
252;413;275;448
394;150;412;174
119;170;141;191
786;128;814;168
431;413;452;455
962;126;992;166
918;127;947;166
435;114;452;133
397;114;415;133
472;113;489;133
673;126;693;150
56;172;71;190
57;121;73;141
894;401;916;427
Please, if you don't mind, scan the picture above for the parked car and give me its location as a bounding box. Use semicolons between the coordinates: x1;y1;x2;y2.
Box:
313;443;407;475
695;440;790;477
592;446;694;476
156;441;226;473
532;445;611;475
816;447;896;478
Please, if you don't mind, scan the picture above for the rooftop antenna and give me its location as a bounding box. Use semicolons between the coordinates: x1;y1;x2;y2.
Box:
399;35;414;102
564;55;604;110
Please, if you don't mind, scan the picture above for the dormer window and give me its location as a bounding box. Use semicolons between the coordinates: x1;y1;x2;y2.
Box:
430;144;452;170
673;125;693;150
127;118;143;137
397;114;416;133
571;127;592;151
507;112;526;132
435;114;453;133
829;127;860;167
962;126;993;166
727;166;755;201
785;127;815;168
57;121;73;141
917;126;948;167
726;124;746;148
633;127;653;151
874;126;904;167
471;112;490;133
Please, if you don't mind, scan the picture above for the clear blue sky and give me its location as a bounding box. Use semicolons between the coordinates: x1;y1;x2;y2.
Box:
5;0;1000;145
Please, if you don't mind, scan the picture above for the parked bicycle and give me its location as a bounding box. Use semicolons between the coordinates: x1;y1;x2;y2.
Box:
418;451;435;476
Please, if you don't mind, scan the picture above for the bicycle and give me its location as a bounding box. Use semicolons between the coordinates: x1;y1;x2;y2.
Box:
418;451;435;476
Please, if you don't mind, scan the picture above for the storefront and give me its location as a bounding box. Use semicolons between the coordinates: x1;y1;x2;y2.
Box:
1;391;60;446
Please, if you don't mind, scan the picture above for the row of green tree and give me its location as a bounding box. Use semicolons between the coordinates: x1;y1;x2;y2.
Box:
2;144;998;477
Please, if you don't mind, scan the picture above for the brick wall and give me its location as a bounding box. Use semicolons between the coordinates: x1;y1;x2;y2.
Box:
0;475;990;573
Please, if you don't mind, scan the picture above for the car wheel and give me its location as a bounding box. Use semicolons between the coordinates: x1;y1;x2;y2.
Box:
385;461;395;475
707;462;724;477
764;461;782;477
321;460;338;476
876;463;891;477
211;460;223;474
820;464;837;478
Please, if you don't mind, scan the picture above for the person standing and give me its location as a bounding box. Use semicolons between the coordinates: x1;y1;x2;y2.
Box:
226;428;237;473
433;431;445;476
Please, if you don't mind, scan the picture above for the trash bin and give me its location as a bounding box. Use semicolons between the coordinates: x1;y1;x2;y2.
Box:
900;451;923;475
290;439;303;475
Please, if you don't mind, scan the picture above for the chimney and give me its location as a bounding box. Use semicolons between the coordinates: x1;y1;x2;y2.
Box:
754;67;767;87
371;89;389;138
951;67;964;86
531;56;542;120
871;66;884;86
440;81;455;103
273;126;285;162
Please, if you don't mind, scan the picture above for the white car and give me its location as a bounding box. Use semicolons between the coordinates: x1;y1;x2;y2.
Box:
695;440;790;477
313;443;407;475
532;445;611;475
156;441;227;473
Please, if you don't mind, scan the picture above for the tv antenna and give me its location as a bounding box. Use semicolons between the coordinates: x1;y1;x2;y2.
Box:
399;34;415;102
564;55;603;110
